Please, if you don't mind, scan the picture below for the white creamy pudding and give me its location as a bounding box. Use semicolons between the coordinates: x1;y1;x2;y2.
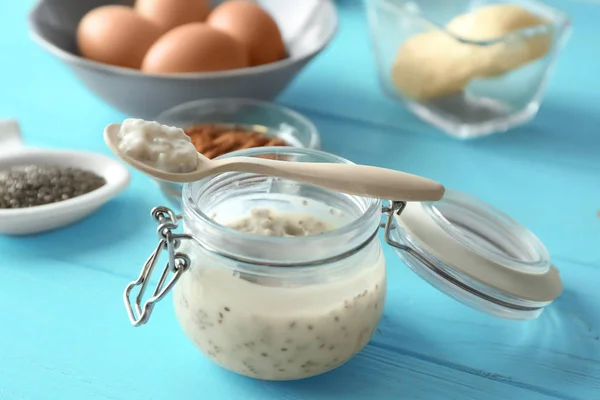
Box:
117;118;198;173
226;208;331;237
172;208;386;380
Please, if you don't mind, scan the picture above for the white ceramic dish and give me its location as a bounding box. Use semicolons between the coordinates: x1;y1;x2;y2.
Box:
0;120;130;235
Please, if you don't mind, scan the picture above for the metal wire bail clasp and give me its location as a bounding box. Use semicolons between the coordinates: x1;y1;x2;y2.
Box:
382;200;436;268
123;206;192;327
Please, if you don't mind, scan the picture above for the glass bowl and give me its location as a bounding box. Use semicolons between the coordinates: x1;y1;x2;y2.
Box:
154;98;321;208
364;0;571;139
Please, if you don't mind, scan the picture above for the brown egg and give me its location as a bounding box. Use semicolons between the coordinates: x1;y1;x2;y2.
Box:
76;5;163;69
141;23;249;74
207;0;286;66
134;0;211;32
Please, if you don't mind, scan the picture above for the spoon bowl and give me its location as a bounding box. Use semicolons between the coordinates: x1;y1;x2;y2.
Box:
105;123;445;202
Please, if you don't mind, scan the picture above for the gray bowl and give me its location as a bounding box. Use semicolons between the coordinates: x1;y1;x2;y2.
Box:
28;0;338;119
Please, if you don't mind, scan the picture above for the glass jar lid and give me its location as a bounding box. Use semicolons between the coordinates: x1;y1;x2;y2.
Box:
384;191;562;320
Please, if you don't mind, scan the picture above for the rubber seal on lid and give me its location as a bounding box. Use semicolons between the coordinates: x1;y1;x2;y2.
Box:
388;190;562;320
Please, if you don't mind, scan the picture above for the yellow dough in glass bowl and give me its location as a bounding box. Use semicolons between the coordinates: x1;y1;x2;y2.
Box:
390;30;477;101
391;4;553;101
447;3;552;78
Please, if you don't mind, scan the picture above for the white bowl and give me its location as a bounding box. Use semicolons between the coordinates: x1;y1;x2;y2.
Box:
27;0;338;119
0;120;130;235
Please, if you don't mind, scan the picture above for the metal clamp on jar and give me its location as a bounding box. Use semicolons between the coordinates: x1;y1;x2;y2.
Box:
123;147;562;381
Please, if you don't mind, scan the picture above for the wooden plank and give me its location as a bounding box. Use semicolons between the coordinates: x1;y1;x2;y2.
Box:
0;85;598;400
1;1;598;399
0;258;573;400
374;246;600;400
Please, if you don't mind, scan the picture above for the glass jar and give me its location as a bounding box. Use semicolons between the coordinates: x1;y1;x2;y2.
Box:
124;147;562;381
154;98;321;209
364;0;571;139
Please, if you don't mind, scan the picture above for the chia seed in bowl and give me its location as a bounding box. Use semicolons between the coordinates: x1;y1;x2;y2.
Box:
0;164;106;209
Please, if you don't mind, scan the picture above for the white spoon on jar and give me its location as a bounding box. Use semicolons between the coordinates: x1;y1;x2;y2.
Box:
104;123;445;202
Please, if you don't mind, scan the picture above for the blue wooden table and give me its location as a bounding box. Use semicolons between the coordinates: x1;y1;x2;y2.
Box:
1;1;599;399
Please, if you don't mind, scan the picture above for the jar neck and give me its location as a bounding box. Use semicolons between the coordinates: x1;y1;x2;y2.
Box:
182;171;382;267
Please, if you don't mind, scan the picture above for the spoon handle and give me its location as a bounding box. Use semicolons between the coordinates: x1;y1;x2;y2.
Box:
216;157;445;201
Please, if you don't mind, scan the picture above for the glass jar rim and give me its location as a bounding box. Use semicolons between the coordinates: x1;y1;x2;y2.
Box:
182;146;382;254
156;97;321;150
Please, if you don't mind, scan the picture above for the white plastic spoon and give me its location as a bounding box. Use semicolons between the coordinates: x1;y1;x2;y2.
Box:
104;123;445;202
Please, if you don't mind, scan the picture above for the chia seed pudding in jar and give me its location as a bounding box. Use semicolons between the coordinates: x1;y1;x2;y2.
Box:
173;147;386;380
125;147;564;381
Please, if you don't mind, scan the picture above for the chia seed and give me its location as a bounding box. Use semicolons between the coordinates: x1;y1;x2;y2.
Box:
0;165;105;209
173;251;386;380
